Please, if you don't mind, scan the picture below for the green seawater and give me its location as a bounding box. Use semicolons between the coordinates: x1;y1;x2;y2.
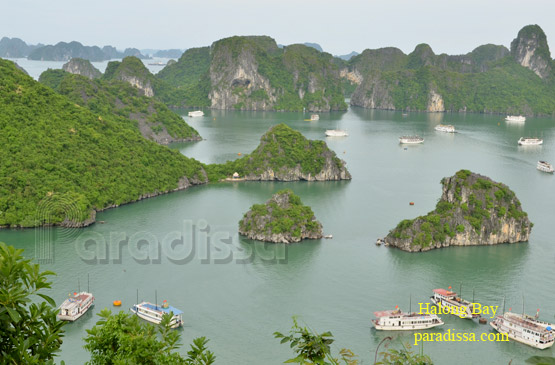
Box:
2;108;555;364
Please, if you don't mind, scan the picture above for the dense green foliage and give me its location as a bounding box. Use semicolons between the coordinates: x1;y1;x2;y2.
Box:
0;242;65;364
349;25;555;115
376;342;433;365
84;309;215;364
389;170;530;247
239;190;322;239
204;123;344;181
39;69;200;141
0;58;206;227
209;36;347;111
157;47;211;88
274;317;358;364
103;56;198;107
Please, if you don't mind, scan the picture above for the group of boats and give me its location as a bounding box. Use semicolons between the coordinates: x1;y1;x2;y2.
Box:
373;288;555;349
57;288;184;328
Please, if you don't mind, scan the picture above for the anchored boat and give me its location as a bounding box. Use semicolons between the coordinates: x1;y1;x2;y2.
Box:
57;292;95;321
505;115;526;123
325;129;348;137
399;136;424;144
130;301;183;328
310;114;319;121
430;288;479;319
518;137;543;146
188;110;204;117
434;124;455;133
537;161;554;173
372;308;443;330
490;310;554;349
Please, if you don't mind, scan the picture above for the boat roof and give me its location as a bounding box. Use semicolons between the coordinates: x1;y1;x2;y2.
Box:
374;310;403;317
140;302;183;315
433;288;456;296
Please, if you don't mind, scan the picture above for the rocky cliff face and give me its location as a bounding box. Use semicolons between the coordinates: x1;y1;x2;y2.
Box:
104;57;155;97
511;24;552;79
239;190;323;243
385;170;532;252
207;36;347;112
209;38;277;110
427;90;445;112
350;73;395;110
62;58;101;79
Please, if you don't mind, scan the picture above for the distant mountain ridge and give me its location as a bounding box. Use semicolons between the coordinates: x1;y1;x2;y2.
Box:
157;36;347;112
344;24;555;115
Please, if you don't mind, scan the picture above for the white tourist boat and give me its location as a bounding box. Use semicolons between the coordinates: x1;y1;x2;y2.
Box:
399;136;424;144
310;114;320;121
537;161;554;173
57;292;95;321
372;308;444;330
325;129;348;137
130;301;183;328
434;124;455;133
188;110;204;117
505;115;526;123
518;137;543;146
430;288;478;319
490;311;554;349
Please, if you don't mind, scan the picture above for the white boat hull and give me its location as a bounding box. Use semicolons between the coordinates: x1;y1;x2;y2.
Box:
130;304;183;328
57;293;94;321
325;130;348;137
430;297;474;319
490;320;554;349
372;321;443;331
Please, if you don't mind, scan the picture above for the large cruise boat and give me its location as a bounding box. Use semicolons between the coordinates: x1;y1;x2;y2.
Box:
57;292;95;321
518;137;543;146
325;129;348;137
490;311;555;349
430;288;478;319
399;136;424;144
434;124;455;133
372;308;444;330
188;110;204;117
537;161;554;173
130;301;183;328
505;115;526;122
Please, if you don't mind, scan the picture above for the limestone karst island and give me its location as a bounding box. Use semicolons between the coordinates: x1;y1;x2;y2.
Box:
2;12;555;365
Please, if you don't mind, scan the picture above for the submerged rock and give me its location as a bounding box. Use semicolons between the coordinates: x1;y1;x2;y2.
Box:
385;170;532;252
239;190;323;243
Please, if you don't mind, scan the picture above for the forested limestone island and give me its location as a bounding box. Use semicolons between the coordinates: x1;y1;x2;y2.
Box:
39;59;201;144
157;36;347;112
342;24;555;115
385;170;532;252
239;190;323;243
0;57;208;228
26;41;149;61
0;36;43;58
204;123;352;182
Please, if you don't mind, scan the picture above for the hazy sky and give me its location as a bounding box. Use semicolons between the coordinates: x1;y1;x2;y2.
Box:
3;0;554;56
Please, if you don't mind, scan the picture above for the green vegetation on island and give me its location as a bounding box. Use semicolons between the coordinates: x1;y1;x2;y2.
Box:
239;190;323;243
347;24;555;115
0;58;206;228
386;170;532;252
39;67;201;143
204;123;351;182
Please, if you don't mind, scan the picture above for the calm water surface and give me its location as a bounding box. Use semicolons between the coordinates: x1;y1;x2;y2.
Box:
2;108;555;364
